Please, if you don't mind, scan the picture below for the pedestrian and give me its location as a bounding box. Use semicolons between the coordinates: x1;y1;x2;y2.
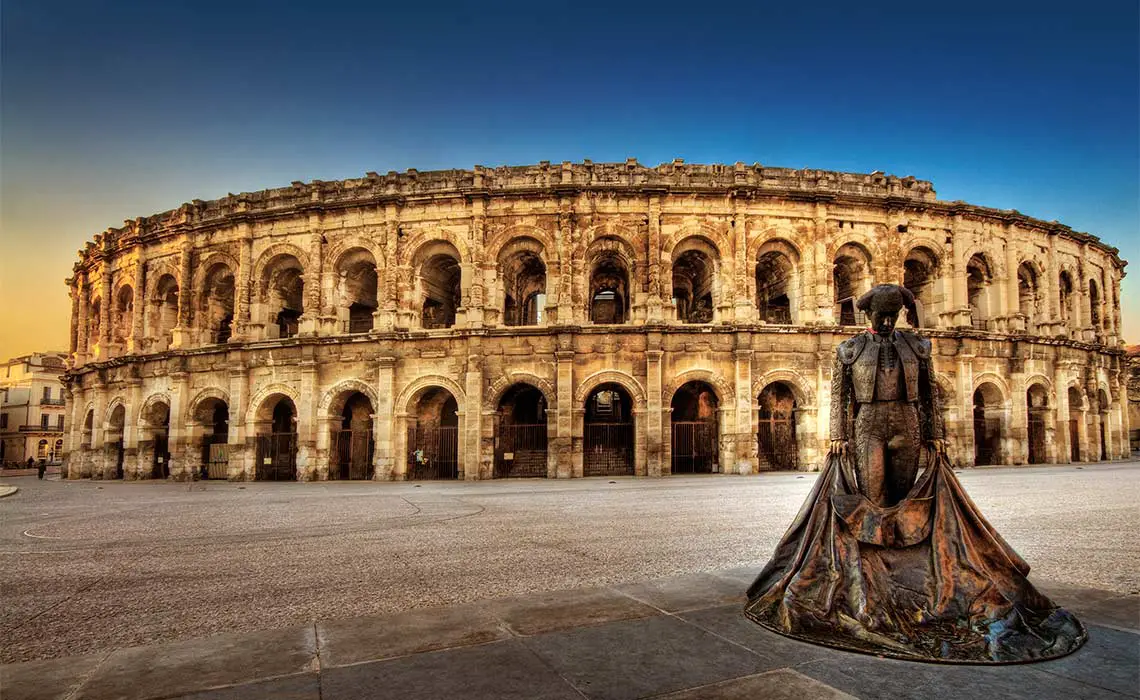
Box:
38;459;47;480
26;456;35;470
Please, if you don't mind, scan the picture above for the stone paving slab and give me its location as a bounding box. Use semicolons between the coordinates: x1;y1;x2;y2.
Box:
1;569;1136;700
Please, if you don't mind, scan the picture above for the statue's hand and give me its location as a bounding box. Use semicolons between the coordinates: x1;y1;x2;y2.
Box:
928;439;946;456
830;439;849;457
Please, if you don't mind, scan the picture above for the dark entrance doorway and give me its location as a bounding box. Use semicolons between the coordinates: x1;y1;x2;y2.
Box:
144;402;171;479
331;392;374;480
758;382;798;471
973;384;1002;466
495;384;548;478
107;404;126;479
583;384;634;476
407;388;459;479
256;397;297;481
1068;387;1083;462
1026;385;1049;465
670;381;718;474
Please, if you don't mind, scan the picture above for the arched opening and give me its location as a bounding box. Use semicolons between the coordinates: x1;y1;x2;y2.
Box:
1018;262;1040;332
88;298;102;353
141;400;171;479
82;409;94;450
149;274;179;351
494;384;548;478
589;254;630;324
330;392;374;480
756;247;795;325
106;404;126;479
966;254;993;330
112;285;134;348
670;381;718;474
583;384;634;476
37;439;48;460
53;439;63;463
259;255;304;339
972;383;1003;466
1067;387;1083;462
833;243;871;326
407;387;459;479
500;242;547;327
415;246;462;329
672;245;716;324
1097;388;1110;461
194;398;230;479
254;395;297;480
1059;271;1074;329
903;247;940;328
1090;279;1102;334
336;249;379;334
758;382;798;470
1026;384;1049;465
201;263;235;344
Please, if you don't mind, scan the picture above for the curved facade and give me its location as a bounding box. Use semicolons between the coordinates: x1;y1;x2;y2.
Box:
62;160;1129;481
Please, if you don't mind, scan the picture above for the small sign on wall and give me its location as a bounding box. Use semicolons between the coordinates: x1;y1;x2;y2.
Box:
504;452;514;460
264;457;272;464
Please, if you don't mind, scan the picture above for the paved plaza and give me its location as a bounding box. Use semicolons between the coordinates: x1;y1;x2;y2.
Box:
2;461;1137;669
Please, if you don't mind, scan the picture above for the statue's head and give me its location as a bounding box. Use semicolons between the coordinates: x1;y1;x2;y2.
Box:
856;284;917;335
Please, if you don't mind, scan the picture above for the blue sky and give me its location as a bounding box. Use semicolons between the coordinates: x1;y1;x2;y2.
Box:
1;0;1137;357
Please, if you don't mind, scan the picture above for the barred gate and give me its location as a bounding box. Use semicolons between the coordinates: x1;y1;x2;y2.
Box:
201;436;229;479
495;424;548;478
1027;411;1048;464
758;413;797;471
256;432;297;481
671;421;717;474
331;429;374;480
407;426;458;480
584;423;633;476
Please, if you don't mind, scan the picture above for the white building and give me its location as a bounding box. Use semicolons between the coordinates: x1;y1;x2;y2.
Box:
1;352;69;465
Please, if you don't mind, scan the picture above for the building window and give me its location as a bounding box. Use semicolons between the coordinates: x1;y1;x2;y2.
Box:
57;415;64;429
0;414;7;429
41;414;50;428
43;386;51;402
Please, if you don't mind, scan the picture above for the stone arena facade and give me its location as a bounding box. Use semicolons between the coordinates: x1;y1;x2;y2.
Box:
61;160;1129;482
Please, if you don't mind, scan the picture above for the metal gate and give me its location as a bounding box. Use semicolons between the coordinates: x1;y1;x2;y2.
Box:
758;413;798;471
495;423;547;478
151;434;170;479
1027;411;1048;464
201;436;229;479
407;426;458;479
256;432;297;481
671;421;717;474
331;429;374;480
584;423;633;476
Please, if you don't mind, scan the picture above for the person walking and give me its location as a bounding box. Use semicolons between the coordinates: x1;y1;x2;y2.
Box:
37;459;47;480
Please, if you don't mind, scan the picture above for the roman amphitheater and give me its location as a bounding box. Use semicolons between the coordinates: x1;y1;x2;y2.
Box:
62;160;1129;482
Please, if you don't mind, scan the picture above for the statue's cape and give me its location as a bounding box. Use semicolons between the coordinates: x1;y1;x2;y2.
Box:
744;452;1087;663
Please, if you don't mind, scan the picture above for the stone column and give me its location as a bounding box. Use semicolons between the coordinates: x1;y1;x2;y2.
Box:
75;274;89;366
98;272;113;360
123;380;142;479
733;341;755;474
555;344;575;478
234;226;253;341
171;239;194;348
645;342;664;476
1009;368;1027;465
731;208;753;324
227;360;250;480
89;380;107;478
956;354;975;466
812;205;833;323
463;349;484;480
130;249;146;353
647;196;665;322
302;227;323;336
374;356;396;479
68;281;80;359
1004;238;1020;333
64;385;84;478
297;349;319;480
167;371;190;480
468;198;486;329
948;219;971;327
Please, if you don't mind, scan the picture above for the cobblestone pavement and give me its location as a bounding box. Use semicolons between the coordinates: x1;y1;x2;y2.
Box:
1;461;1137;664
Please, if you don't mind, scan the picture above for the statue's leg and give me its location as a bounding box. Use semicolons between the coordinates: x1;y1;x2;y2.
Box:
885;404;922;505
854;404;887;505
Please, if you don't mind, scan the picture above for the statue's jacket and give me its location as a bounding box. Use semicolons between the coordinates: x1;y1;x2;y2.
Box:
829;329;944;442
